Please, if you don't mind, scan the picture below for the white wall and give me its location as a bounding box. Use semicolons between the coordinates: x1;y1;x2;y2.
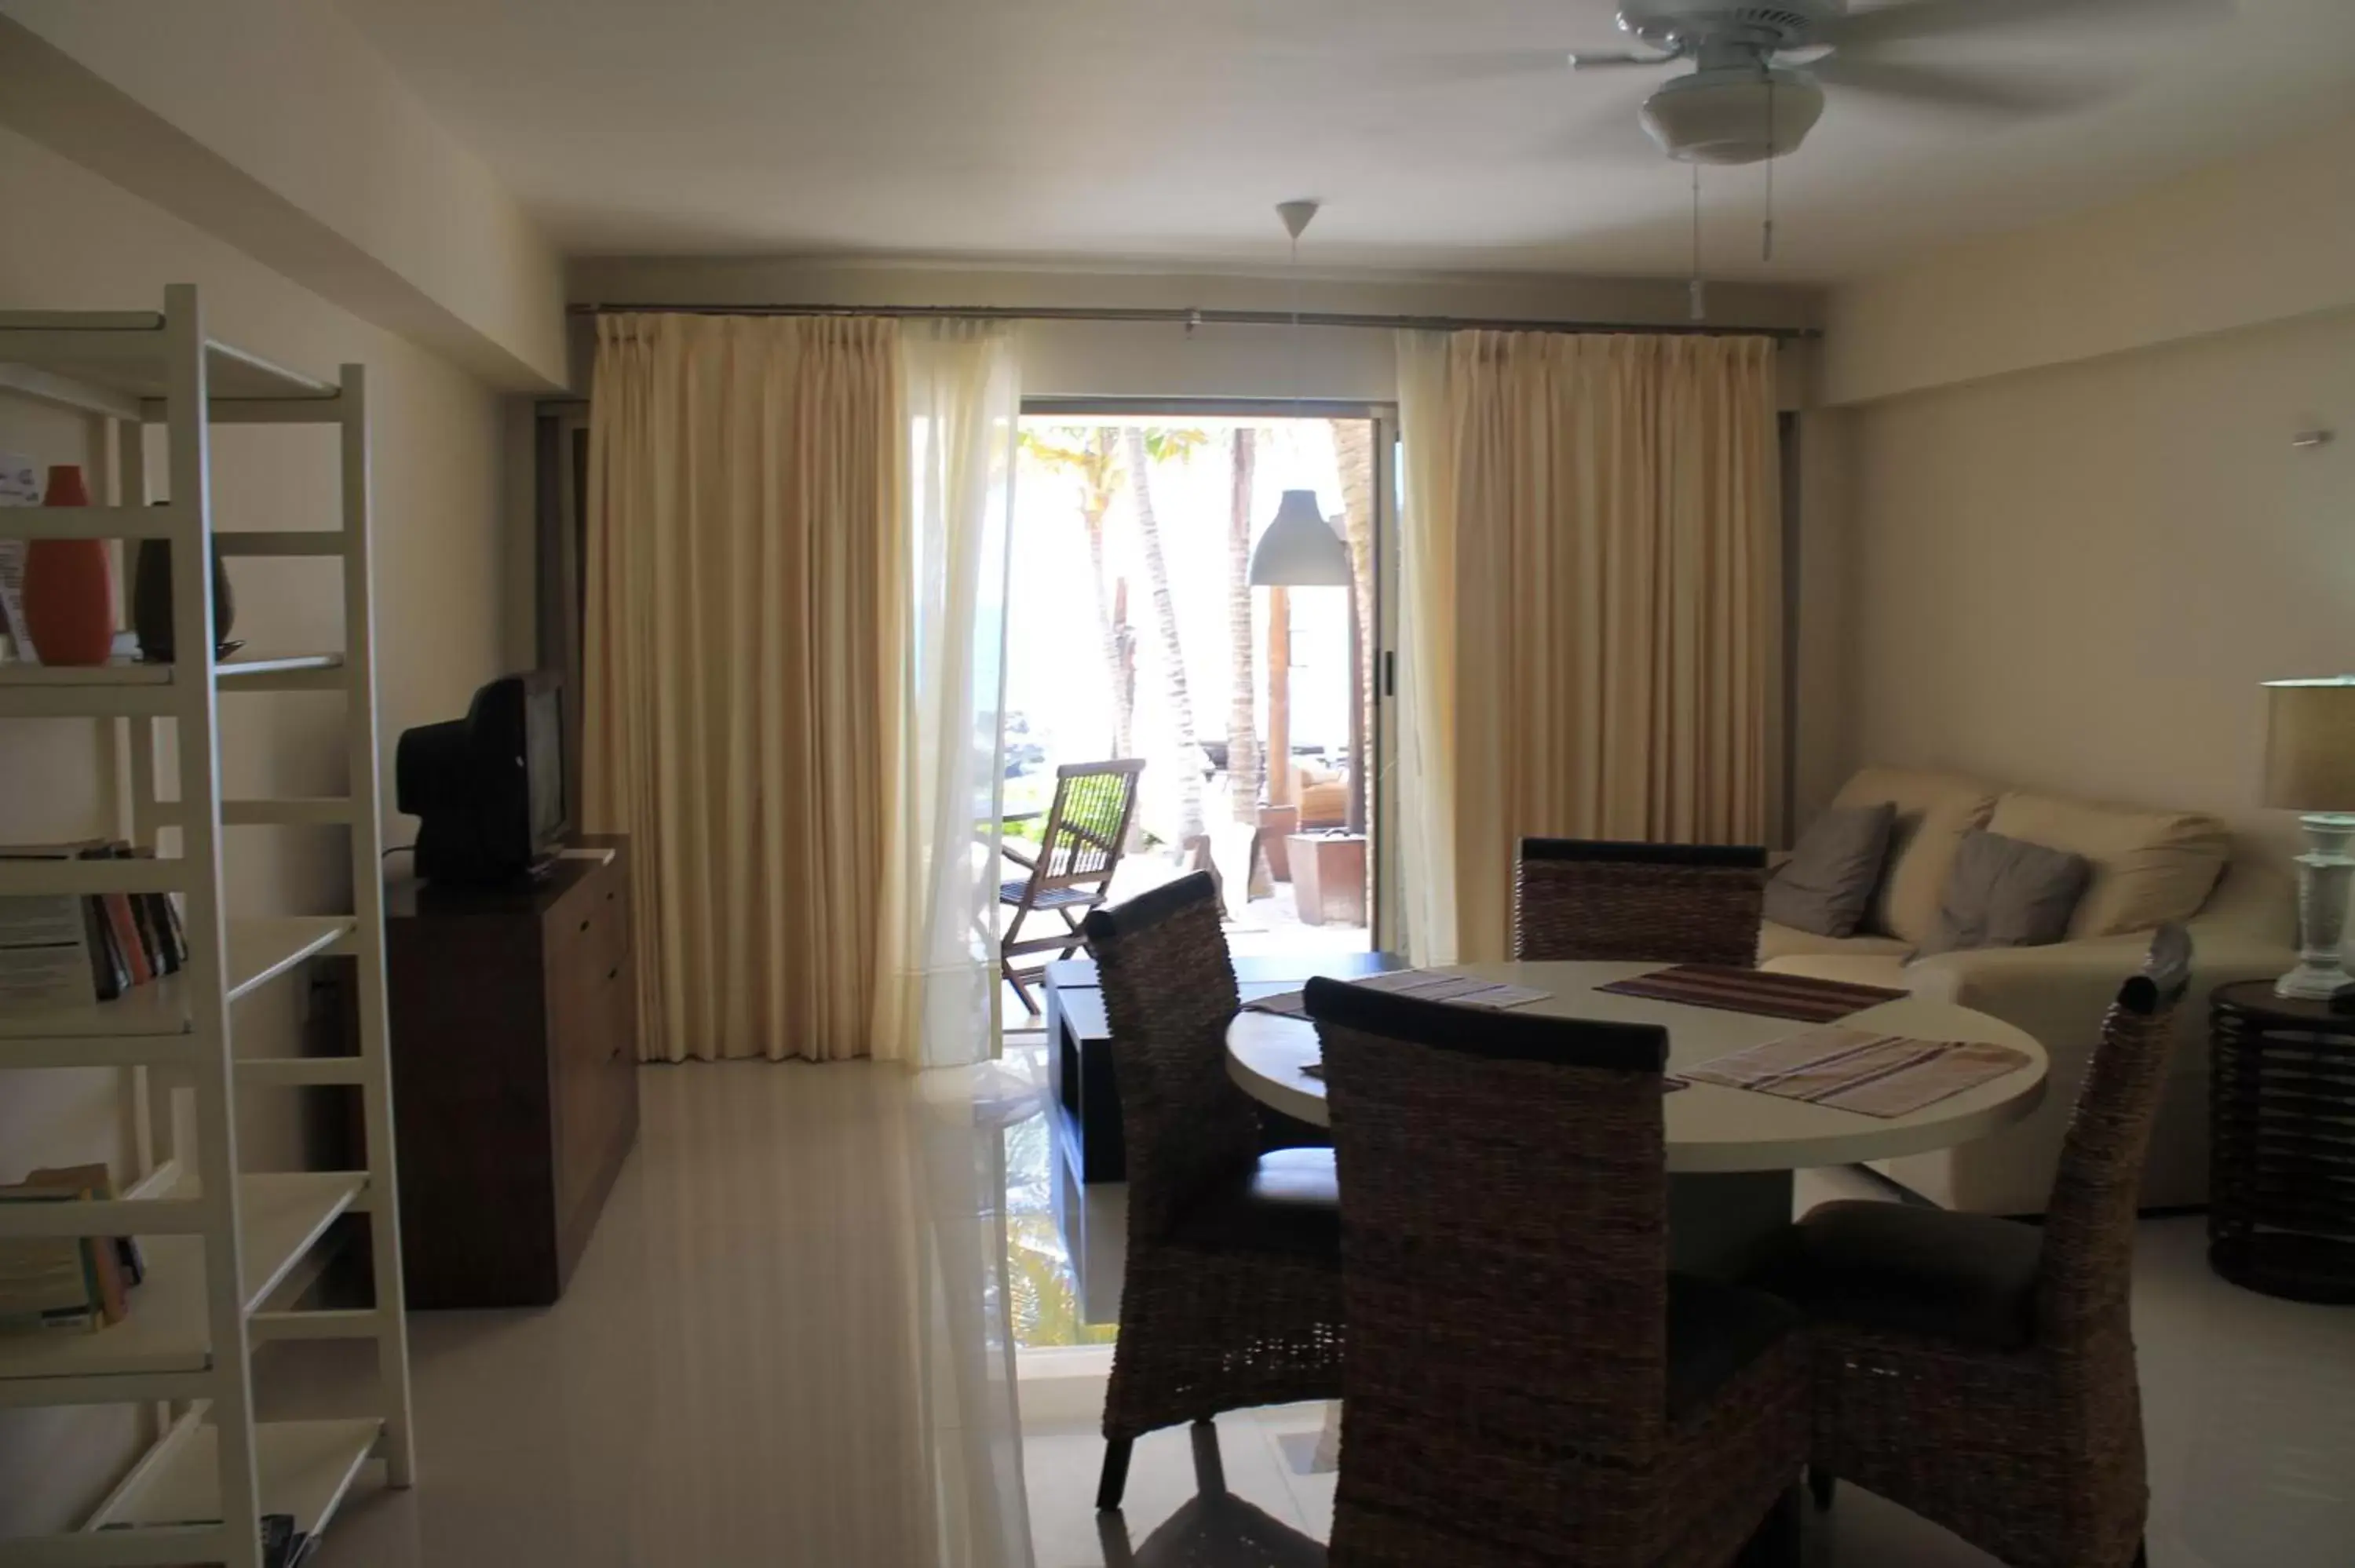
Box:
0;122;515;1532
0;2;568;389
1800;108;2355;863
1822;108;2355;408
1829;307;2354;850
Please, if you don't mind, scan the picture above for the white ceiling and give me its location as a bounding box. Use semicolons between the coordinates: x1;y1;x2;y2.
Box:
338;0;2355;283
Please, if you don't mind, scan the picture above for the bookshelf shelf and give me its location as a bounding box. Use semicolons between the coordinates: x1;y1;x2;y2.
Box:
0;661;171;686
0;654;344;686
0;287;411;1567
0;917;351;1045
0;312;337;403
87;1416;382;1537
0;1172;366;1391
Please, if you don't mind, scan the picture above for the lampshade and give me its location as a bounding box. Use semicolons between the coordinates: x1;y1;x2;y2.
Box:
1248;490;1350;587
2262;677;2355;812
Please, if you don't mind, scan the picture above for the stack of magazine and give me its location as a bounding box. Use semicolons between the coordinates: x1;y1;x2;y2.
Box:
0;841;188;1008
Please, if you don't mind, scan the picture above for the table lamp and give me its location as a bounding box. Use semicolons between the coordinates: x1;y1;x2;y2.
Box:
2262;677;2355;998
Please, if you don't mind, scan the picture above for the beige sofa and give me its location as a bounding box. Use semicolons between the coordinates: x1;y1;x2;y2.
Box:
1758;768;2295;1215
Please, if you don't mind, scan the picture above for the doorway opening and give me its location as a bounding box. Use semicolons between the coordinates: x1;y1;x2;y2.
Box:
1001;410;1382;1000
997;405;1389;1351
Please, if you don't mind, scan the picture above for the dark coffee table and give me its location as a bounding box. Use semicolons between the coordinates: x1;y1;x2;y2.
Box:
1042;950;1405;1184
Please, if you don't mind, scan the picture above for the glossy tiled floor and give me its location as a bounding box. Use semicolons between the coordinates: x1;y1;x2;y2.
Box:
273;1062;2352;1568
1021;1207;2355;1568
266;1059;1033;1568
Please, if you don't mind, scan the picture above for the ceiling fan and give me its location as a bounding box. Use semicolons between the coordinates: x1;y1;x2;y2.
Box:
1558;0;2229;166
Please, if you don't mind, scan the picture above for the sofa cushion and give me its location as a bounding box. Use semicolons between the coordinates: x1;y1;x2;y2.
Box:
1986;791;2229;939
1922;829;2092;956
1765;802;1897;939
1832;768;1999;946
1751;1199;2044;1351
1756;921;1912;965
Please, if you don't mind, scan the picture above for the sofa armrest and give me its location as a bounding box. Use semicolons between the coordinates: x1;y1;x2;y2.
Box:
1902;919;2292;1028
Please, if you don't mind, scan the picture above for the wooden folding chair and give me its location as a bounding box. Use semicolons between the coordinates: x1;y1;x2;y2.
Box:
1001;759;1145;1013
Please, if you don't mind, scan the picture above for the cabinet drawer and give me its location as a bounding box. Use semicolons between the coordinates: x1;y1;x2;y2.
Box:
545;860;626;979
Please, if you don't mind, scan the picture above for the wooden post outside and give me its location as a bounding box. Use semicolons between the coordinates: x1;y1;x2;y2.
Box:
1265;586;1292;805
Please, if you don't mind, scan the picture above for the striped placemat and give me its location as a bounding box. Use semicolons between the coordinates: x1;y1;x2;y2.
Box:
1595;964;1908;1023
1685;1027;2030;1118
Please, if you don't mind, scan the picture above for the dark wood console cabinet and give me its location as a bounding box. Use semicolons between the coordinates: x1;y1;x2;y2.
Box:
385;833;639;1307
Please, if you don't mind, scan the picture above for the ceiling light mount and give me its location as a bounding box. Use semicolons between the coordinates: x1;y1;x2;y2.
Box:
1249;199;1353;589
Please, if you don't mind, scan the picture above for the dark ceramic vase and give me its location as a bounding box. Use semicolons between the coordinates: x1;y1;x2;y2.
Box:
131;523;236;663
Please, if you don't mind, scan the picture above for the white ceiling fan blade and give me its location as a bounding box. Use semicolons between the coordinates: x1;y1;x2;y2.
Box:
1381;49;1583;86
1568;49;1678;70
1838;0;2233;49
1813;56;2116;115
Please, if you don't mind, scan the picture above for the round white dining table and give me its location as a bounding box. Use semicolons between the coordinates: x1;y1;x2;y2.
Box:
1225;959;2050;1278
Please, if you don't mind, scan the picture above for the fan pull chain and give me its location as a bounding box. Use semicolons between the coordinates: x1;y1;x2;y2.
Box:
1763;75;1778;263
1689;162;1707;322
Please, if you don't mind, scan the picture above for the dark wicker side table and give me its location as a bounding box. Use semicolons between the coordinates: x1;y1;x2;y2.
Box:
2209;981;2355;1304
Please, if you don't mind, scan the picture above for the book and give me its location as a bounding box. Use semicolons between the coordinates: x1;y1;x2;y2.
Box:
1;842;119;1003
0;884;94;1009
0;1185;104;1334
0;450;38;666
27;1165;137;1315
80;844;151;989
113;847;185;974
101;892;151;986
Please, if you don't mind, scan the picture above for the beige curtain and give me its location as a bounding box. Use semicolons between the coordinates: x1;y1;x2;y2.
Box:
585;313;905;1062
1397;329;1781;965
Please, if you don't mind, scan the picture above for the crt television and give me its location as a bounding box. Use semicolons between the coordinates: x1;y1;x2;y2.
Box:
395;670;567;884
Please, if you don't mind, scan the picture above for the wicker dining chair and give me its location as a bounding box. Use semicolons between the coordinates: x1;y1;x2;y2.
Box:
1755;924;2195;1568
1513;837;1769;965
1303;975;1810;1568
1082;871;1345;1512
1001;757;1145;1012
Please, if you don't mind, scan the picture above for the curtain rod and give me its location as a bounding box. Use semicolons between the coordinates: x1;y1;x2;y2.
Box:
566;301;1820;341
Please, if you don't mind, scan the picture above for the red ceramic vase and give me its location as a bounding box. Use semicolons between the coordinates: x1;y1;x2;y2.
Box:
23;464;115;666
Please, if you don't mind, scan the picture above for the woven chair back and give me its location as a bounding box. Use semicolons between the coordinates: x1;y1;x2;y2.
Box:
1513;838;1767;966
2036;924;2193;1338
1083;872;1255;1243
1305;977;1676;1460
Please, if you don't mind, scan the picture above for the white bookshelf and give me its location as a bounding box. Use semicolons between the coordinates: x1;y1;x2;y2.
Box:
0;287;413;1568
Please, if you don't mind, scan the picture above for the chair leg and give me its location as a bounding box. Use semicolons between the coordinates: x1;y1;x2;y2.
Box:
1004;961;1039;1016
1809;1465;1836;1511
1095;1437;1134;1512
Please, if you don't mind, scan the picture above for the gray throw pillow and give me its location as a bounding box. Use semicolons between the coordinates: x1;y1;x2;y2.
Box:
1764;802;1897;939
1921;830;2091;956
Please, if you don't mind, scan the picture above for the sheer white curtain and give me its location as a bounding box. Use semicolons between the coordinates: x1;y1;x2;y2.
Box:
873;323;1021;1068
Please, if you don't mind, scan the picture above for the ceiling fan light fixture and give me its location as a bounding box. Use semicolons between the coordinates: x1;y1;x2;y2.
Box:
1640;64;1825;164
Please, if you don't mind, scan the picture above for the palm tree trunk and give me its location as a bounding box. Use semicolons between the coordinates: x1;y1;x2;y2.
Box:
1124;425;1205;846
1079;427;1134;758
1225;428;1261;825
1082;512;1133;758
